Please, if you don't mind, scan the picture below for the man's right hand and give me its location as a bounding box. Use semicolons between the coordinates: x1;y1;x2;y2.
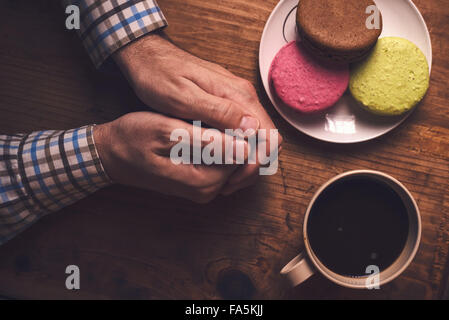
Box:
94;112;249;203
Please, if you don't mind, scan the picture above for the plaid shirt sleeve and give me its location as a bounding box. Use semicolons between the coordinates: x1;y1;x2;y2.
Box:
63;0;168;68
0;125;111;245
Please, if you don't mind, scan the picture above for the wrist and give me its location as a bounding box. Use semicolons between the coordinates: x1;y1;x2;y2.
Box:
113;33;165;92
93;122;117;183
113;33;164;70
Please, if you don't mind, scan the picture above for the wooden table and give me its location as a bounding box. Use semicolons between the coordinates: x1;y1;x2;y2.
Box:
0;0;448;300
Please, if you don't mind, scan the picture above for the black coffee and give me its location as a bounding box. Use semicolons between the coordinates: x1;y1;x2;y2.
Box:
307;176;409;277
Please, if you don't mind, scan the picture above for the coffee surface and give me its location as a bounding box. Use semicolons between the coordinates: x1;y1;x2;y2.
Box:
307;177;409;277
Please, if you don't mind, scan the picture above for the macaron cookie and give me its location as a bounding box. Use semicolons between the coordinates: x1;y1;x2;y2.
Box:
269;41;349;114
296;0;383;63
349;37;430;116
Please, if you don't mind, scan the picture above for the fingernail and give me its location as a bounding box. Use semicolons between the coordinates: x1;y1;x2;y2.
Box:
239;116;259;136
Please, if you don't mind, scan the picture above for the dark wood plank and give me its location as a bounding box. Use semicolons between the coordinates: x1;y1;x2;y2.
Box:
0;0;448;299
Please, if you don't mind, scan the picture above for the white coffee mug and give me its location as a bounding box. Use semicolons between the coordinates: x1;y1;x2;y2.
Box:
280;170;421;289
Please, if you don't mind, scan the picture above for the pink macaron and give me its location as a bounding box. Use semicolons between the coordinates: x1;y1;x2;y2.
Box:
269;41;349;114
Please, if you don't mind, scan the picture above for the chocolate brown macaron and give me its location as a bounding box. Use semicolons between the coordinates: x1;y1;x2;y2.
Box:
296;0;383;64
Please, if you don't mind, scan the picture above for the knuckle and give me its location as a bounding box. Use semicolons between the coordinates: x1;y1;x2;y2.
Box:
170;93;191;113
192;187;217;204
189;179;206;189
218;65;232;75
187;170;209;188
217;100;239;124
154;122;173;142
238;79;257;96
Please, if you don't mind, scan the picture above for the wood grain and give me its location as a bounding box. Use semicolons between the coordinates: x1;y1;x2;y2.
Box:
0;0;448;299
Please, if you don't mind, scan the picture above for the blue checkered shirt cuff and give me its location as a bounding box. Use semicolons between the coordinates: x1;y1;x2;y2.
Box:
0;125;111;245
63;0;168;68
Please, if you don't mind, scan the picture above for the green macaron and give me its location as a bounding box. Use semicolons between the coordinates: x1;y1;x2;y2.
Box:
349;37;430;116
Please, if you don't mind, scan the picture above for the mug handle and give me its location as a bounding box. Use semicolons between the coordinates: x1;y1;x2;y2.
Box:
280;252;315;286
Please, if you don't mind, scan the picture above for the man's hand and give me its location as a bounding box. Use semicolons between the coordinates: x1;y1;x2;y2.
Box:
94;112;249;203
113;34;282;195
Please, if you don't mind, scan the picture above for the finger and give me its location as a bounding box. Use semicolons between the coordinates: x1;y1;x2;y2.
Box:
180;83;260;134
155;116;251;164
193;57;238;78
162;117;253;200
160;155;240;204
225;139;283;188
147;165;231;204
186;69;284;187
188;67;258;104
187;70;281;149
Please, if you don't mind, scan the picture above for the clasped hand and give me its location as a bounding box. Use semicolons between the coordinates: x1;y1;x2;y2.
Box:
94;34;282;203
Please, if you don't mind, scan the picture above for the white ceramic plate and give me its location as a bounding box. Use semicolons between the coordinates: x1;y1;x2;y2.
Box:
259;0;432;144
